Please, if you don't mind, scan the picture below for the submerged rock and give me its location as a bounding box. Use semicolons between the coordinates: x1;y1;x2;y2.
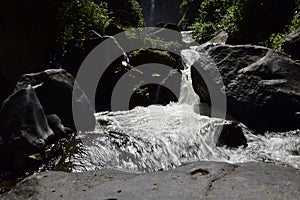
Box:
191;44;300;133
15;69;95;131
216;121;247;148
282;28;300;60
2;161;299;199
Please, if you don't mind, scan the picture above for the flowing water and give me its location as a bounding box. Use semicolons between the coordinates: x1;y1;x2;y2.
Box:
69;32;300;173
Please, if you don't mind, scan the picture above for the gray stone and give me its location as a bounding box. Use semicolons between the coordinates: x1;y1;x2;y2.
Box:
2;161;299;199
191;44;300;133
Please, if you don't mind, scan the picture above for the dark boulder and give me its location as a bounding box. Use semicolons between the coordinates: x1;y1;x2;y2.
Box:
15;69;96;131
0;87;54;148
0;87;54;171
216;121;247;148
282;28;300;60
191;44;300;133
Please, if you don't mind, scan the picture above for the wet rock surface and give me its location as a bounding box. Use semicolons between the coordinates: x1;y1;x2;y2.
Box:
191;44;300;133
15;69;96;131
1;161;299;200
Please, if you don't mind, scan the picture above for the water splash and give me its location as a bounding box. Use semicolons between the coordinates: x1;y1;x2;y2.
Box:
69;31;300;172
72;104;300;172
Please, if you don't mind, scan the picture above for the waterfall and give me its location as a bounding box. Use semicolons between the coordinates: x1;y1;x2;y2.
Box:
178;49;201;105
138;0;182;26
66;31;300;173
150;0;155;26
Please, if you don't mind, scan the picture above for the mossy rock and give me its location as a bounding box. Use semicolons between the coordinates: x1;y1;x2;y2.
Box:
129;48;178;68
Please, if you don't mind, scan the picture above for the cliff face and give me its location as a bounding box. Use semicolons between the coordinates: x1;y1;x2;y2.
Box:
138;0;182;26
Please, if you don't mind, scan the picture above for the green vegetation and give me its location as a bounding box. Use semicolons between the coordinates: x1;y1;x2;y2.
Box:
129;0;146;27
265;4;300;50
56;0;111;46
189;0;236;43
55;0;145;48
188;0;296;45
178;0;202;30
102;0;145;29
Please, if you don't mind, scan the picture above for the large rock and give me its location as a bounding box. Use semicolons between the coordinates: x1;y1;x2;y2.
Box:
282;28;300;60
0;87;54;171
191;44;300;133
2;161;299;199
15;69;96;131
0;87;53;148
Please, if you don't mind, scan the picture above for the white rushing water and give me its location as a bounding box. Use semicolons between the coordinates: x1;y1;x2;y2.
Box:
70;32;300;173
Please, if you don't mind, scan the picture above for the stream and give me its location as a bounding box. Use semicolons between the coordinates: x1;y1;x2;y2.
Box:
66;32;300;173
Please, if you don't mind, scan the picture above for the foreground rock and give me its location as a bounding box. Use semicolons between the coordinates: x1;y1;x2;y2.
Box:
282;28;300;60
2;161;299;199
15;69;96;131
0;87;54;171
192;44;300;132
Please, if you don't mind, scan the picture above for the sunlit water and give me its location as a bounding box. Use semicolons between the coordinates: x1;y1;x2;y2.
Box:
69;32;300;172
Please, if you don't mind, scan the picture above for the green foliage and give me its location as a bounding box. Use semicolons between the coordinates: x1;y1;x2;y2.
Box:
102;0;145;29
178;0;203;30
57;0;111;46
189;0;236;43
266;4;300;50
190;0;296;45
129;0;145;27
